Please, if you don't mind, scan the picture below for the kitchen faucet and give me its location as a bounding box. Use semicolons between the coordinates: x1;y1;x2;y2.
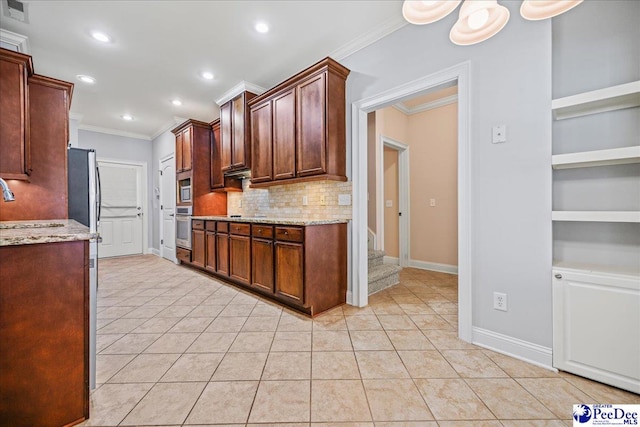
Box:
0;177;15;202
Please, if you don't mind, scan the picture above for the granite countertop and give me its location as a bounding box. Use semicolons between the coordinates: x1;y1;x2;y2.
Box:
0;219;99;246
191;216;349;225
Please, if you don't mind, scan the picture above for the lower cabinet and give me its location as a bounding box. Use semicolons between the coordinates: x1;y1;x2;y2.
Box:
184;219;346;316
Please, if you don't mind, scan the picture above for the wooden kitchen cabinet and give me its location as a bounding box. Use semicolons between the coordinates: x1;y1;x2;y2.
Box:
175;126;192;173
275;240;304;304
220;91;257;172
216;221;230;276
205;221;216;272
249;99;273;183
191;220;205;268
248;57;349;187
210;119;243;192
0;48;33;181
229;223;251;285
251;224;274;292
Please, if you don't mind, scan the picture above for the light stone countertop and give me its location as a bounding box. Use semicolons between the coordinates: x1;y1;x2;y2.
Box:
191;216;349;226
0;219;99;246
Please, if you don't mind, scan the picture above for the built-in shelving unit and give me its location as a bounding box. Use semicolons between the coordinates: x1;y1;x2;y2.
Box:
552;80;640;120
551;146;640;169
552;211;640;223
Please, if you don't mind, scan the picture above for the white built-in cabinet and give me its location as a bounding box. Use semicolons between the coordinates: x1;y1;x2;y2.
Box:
551;80;640;393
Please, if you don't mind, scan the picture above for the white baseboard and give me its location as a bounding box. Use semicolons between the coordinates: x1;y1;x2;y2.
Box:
346;290;353;306
149;248;160;256
409;259;458;274
472;327;555;371
383;256;399;265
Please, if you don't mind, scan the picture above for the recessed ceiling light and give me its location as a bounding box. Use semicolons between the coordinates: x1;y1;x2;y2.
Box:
76;74;96;84
171;99;183;106
121;114;134;121
201;71;214;80
255;22;269;34
91;31;111;43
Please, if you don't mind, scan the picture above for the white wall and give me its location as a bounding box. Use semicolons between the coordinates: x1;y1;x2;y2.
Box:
77;129;154;252
343;1;553;351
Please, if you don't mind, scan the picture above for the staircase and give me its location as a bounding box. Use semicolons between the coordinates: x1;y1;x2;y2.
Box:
368;250;402;295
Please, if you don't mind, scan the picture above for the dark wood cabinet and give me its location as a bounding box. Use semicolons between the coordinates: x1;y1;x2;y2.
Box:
275;241;304;304
216;222;230;276
229;223;251;284
0;240;89;426
220;91;256;172
249;100;273;183
248;57;349;188
205;222;216;272
191;220;205;268
0;48;33;181
175;126;192;173
210;119;243;192
176;247;191;263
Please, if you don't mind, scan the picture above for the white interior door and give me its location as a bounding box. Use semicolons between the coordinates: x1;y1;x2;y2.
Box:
553;268;640;393
160;156;176;262
98;161;144;258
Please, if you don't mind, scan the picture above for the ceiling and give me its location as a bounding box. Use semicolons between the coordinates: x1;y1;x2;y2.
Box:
0;0;406;140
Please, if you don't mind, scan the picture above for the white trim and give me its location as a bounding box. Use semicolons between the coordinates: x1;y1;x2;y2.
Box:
472;327;555;371
150;248;160;256
69;112;84;122
352;61;472;342
151;116;187;140
79;124;152;141
330;16;407;61
215;81;267;106
346;290;353;306
394;94;458;116
409;259;458;275
383;256;399;265
96;157;149;257
0;28;29;53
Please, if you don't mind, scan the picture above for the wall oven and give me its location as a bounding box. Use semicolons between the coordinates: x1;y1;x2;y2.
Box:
175;205;192;249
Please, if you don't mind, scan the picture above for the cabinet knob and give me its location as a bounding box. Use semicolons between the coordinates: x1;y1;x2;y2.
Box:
554;274;562;279
284;231;288;234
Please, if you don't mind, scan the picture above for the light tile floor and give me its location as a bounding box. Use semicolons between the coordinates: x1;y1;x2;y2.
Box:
79;255;639;426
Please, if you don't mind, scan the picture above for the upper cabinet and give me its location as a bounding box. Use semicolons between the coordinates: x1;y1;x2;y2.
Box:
210;119;243;192
0;48;33;181
175;125;192;173
248;57;350;187
220;91;257;173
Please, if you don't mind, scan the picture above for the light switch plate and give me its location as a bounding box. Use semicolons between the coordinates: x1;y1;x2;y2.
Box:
492;125;507;143
385;200;393;208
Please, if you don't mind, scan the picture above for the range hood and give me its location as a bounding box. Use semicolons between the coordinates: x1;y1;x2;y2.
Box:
224;169;251;180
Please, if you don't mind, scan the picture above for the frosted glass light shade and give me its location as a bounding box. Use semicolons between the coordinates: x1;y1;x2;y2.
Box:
402;0;462;25
450;0;510;46
520;0;583;20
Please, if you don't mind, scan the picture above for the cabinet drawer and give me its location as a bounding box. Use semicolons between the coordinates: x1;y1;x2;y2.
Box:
230;222;250;236
275;226;304;243
205;221;216;232
252;224;274;239
192;220;205;230
176;247;191;263
216;221;229;233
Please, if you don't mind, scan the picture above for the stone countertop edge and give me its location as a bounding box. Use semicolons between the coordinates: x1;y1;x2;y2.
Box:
191;216;349;225
0;219;99;246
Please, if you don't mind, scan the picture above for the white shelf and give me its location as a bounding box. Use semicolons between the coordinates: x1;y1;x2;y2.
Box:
552;146;640;169
552;261;640;279
552;211;640;223
552;80;640;120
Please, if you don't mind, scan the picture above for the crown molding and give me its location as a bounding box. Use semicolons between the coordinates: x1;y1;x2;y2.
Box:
215;81;266;106
68;112;84;122
78;124;152;141
330;15;407;61
0;29;30;53
150;116;187;140
394;94;458;116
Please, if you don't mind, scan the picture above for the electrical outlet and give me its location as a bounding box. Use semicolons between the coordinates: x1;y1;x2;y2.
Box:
430;198;436;207
238;199;242;208
302;195;308;206
320;195;326;205
493;292;507;311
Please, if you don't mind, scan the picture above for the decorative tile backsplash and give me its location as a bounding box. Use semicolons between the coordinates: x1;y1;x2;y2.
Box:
227;180;352;220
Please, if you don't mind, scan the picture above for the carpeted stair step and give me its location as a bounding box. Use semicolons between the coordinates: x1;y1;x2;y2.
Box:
368;249;385;269
368;263;402;295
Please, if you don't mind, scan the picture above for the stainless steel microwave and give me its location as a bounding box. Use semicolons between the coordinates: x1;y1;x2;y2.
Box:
179;185;191;203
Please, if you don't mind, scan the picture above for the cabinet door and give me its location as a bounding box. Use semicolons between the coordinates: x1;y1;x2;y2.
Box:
182;126;192;172
273;89;296;180
0;51;30;180
252;238;274;292
232;95;247;169
296;72;326;177
250;100;273;183
216;233;229;276
210;120;224;189
175;130;184;172
191;229;205;268
275;241;304;304
230;234;251;285
220;101;232;171
205;231;216;272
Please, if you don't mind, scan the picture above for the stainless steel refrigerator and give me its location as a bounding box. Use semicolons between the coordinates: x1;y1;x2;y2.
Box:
67;147;101;390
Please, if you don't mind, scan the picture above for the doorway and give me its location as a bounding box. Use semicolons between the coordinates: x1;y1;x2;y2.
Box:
352;62;472;341
159;155;177;263
97;159;147;258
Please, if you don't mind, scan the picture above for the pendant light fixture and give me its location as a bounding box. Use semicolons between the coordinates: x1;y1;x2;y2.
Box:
402;0;462;25
401;0;583;45
449;0;510;46
520;0;583;20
